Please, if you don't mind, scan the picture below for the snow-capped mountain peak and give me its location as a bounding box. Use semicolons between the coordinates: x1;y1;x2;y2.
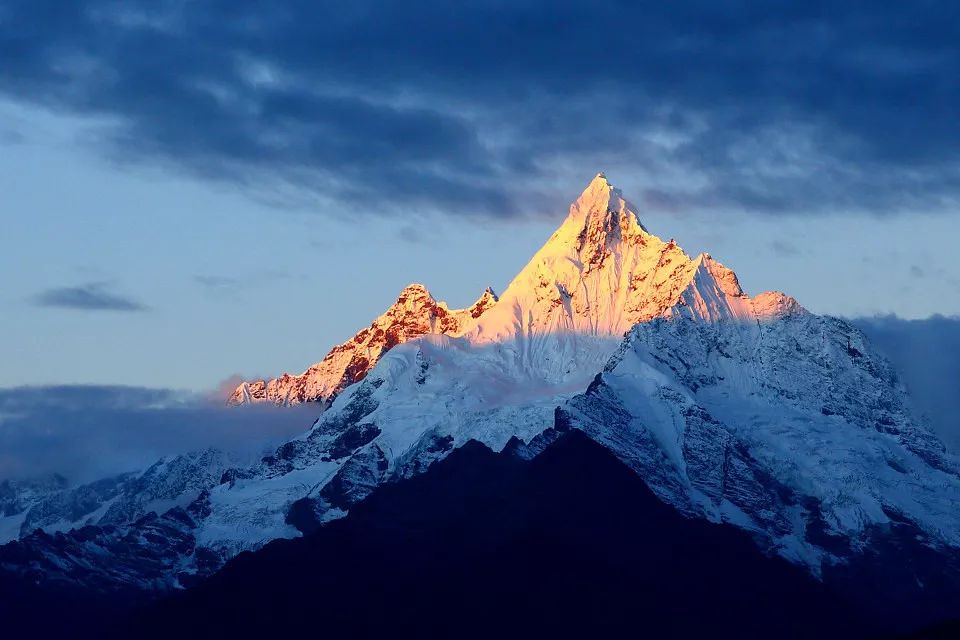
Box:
467;173;785;356
547;170;648;254
232;173;788;407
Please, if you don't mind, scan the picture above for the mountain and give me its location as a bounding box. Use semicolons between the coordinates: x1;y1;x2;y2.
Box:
228;283;498;407
1;173;958;630
0;449;234;545
187;172;807;563
116;432;869;640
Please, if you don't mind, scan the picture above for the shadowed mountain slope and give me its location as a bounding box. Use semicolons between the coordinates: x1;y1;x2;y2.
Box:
121;431;869;639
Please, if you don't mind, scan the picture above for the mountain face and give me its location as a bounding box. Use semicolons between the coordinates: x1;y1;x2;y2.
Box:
564;313;959;567
2;174;958;629
0;475;68;518
115;432;869;640
228;284;498;407
0;475;69;540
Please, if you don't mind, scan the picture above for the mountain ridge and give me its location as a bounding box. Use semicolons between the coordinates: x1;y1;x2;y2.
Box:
228;283;499;407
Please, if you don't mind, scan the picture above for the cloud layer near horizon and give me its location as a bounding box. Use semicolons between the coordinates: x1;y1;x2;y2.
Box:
2;1;959;218
0;386;318;483
1;314;957;486
853;315;960;452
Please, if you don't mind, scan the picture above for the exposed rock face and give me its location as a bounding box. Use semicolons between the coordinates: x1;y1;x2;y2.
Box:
228;284;499;407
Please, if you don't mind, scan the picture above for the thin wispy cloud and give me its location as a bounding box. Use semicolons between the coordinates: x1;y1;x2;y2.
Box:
193;274;243;296
30;282;147;312
194;275;241;289
192;271;301;299
0;128;24;145
770;239;803;257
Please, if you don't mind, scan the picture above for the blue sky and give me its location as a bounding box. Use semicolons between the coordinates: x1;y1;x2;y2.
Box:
2;2;959;391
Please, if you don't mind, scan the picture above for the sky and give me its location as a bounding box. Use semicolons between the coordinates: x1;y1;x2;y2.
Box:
2;1;960;393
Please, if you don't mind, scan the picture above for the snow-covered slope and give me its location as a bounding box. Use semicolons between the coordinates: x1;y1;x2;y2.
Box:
228;284;498;407
3;173;958;593
563;311;960;568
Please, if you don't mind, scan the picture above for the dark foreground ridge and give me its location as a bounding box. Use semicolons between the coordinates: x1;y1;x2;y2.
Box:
116;431;870;639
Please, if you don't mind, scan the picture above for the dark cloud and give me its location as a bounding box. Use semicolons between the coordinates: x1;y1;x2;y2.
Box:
853;315;960;452
30;282;147;312
0;385;318;482
2;1;959;218
192;271;302;299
